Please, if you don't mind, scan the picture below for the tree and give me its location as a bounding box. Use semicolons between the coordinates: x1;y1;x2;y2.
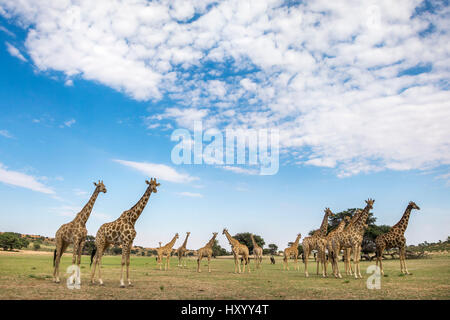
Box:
33;242;41;251
212;240;228;257
232;233;265;253
0;232;29;251
82;235;96;255
268;243;278;255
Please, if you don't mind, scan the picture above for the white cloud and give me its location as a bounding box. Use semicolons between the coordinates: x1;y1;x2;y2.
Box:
221;166;259;175
177;191;203;198
5;42;26;61
62;119;76;128
73;188;88;197
0;162;54;194
1;0;449;177
0;129;13;138
0;25;14;37
113;159;198;183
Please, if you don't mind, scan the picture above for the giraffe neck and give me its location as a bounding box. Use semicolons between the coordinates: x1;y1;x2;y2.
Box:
165;235;178;248
392;205;413;233
292;235;301;248
251;235;259;248
224;231;237;246
73;188;100;225
206;234;217;248
318;212;331;236
336;219;347;232
347;209;364;228
125;186;153;225
181;234;190;249
353;205;371;232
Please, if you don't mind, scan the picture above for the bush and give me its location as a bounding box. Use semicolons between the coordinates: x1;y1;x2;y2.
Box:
33;243;41;251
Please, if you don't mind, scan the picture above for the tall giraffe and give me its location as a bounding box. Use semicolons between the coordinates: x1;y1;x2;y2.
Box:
222;228;251;274
283;233;302;271
153;233;180;270
175;232;191;267
325;215;351;276
53;180;106;283
302;208;334;277
196;232;218;273
250;234;263;269
331;199;374;278
90;178;159;287
376;201;420;275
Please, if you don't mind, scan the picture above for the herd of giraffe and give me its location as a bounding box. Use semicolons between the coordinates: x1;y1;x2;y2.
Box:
52;178;420;287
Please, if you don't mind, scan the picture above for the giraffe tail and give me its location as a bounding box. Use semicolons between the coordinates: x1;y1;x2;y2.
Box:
53;249;56;267
90;246;97;267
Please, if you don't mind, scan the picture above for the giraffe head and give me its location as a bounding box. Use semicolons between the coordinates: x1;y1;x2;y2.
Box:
175;233;179;239
212;232;218;237
408;201;420;210
324;207;334;217
365;198;375;209
145;178;160;193
344;215;351;223
186;232;191;236
93;180;107;193
222;228;228;235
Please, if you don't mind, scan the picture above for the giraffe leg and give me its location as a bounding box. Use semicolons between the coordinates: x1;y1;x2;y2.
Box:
126;245;132;286
400;246;408;274
376;245;385;276
166;254;171;271
91;243;106;285
72;238;80;266
353;245;360;279
197;254;202;272
119;246;130;288
295;254;299;271
304;247;309;277
247;256;251;273
53;239;67;283
208;255;211;273
77;239;85;266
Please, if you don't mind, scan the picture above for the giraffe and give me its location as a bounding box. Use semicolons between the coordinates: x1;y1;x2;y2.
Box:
331;199;374;279
153;233;180;270
250;234;263;269
222;228;251;273
196;232;218;273
325;215;351;276
283;233;302;271
175;232;191;267
375;201;420;275
90;178;159;287
53;180;106;283
302;208;334;277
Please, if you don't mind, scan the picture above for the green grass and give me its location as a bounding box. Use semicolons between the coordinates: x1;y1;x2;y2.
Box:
0;252;449;299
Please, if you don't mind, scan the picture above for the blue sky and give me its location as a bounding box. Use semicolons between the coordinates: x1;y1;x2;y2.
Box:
0;0;449;250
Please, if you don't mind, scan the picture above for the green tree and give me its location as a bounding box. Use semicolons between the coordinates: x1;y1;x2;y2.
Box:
33;242;41;251
267;243;278;255
212;240;228;257
82;235;96;255
0;232;29;251
232;233;265;252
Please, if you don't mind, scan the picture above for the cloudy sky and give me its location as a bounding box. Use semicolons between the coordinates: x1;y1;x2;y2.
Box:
0;0;449;250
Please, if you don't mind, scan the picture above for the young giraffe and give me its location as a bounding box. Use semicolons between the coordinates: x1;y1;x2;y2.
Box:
153;233;180;270
376;201;420;275
283;233;302;271
325;215;351;276
250;234;263;269
222;228;251;274
331;199;374;279
175;232;191;267
196;232;218;273
302;208;334;277
90;178;159;287
53;180;106;283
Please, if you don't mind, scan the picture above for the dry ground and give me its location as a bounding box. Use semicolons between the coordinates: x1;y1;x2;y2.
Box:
0;251;449;299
